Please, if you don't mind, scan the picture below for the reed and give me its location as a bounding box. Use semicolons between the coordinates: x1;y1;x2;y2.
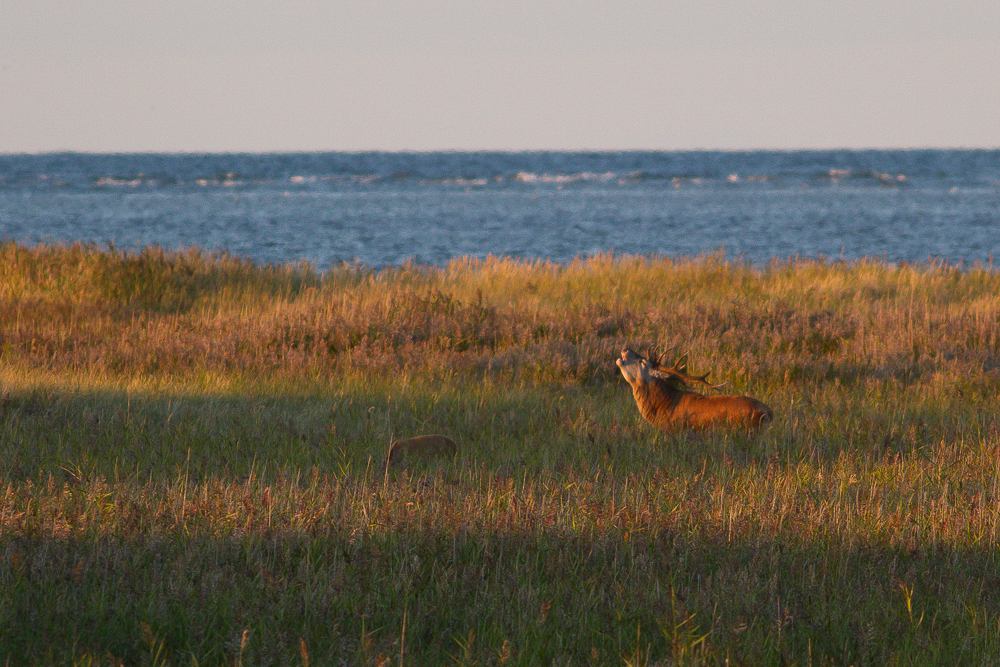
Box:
2;242;1000;665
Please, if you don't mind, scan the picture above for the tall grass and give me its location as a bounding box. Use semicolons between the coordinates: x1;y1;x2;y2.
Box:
2;242;1000;664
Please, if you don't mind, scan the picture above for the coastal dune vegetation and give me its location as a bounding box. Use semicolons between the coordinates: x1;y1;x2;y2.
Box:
2;241;1000;665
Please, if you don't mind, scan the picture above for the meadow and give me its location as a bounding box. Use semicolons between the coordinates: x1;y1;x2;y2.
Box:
2;241;1000;665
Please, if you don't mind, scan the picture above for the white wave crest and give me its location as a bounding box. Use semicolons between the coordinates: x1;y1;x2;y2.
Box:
95;176;146;187
513;171;616;184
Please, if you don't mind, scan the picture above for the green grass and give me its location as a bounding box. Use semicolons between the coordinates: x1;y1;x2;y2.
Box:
2;242;1000;664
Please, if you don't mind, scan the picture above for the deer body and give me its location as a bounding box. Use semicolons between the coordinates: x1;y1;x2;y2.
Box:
386;434;458;468
617;348;772;431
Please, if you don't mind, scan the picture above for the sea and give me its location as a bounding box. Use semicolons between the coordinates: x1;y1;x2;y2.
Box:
1;150;998;269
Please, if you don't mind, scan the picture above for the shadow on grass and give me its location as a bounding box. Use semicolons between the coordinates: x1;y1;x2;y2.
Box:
2;528;999;666
2;379;995;485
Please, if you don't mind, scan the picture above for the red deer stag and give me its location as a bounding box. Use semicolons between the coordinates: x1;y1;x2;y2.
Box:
616;348;772;431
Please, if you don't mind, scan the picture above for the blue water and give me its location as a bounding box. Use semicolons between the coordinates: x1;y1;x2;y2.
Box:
1;151;998;268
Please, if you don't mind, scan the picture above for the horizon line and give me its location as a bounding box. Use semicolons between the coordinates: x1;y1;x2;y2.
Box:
4;145;1000;157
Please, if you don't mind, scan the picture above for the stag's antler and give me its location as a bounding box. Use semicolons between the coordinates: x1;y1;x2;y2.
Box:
646;344;679;368
650;349;727;391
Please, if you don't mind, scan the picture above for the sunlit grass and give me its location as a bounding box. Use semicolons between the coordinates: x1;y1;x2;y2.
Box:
2;242;1000;664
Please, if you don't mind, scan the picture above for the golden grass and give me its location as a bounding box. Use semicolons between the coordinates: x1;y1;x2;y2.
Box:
2;242;1000;664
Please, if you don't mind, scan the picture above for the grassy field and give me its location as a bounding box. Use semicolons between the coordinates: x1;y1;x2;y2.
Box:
2;241;1000;665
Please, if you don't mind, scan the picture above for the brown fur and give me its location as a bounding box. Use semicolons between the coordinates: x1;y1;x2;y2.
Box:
617;348;772;431
386;434;458;468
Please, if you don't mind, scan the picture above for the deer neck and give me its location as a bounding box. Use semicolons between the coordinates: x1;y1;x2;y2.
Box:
633;378;685;425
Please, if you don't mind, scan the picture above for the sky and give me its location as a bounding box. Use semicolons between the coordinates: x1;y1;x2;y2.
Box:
2;1;999;153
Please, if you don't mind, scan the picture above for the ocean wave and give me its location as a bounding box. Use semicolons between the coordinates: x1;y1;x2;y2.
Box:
435;177;491;187
819;169;908;185
196;173;243;187
6;149;994;195
512;171;617;184
93;175;167;187
15;168;905;191
14;168;918;192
